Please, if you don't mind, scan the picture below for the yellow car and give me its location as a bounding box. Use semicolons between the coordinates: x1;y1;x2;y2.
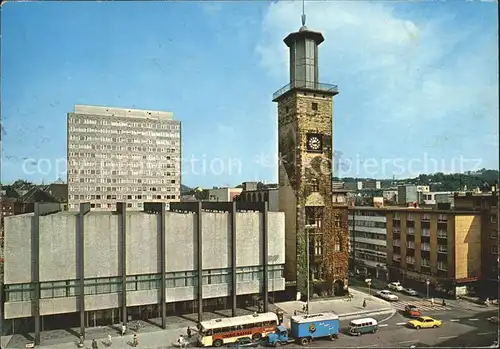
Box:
407;316;442;329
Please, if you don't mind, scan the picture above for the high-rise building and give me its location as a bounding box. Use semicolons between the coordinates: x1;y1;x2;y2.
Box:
67;105;181;211
272;16;348;297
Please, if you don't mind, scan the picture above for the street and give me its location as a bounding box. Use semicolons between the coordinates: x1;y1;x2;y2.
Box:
271;282;499;348
276;309;498;348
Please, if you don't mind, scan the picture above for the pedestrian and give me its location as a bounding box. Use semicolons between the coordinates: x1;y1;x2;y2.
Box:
133;334;138;347
79;334;84;348
187;326;192;339
107;334;112;346
431;297;434;306
362;299;367;308
294;310;297;316
441;299;446;306
92;338;98;349
121;323;126;336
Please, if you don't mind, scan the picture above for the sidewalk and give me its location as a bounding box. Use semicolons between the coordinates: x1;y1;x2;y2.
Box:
2;291;394;349
275;288;395;324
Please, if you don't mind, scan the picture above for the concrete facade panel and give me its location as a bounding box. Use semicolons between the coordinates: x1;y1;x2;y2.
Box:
166;212;196;272
454;215;482;280
202;213;231;269
4;215;33;284
4;301;34;319
40;298;78;315
85;293;121;311
166;287;196;303
235;213;261;267
127;290;160;307
267;212;286;265
39;214;78;281
126;213;159;275
84;214;120;278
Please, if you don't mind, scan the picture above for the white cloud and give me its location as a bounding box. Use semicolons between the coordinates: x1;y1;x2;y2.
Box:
256;1;498;125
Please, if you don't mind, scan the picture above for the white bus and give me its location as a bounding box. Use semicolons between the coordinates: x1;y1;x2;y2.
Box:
198;312;279;347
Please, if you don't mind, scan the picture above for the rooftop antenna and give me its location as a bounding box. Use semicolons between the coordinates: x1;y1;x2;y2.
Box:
301;0;306;27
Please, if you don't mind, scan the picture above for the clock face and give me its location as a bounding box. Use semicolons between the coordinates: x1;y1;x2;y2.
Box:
308;136;321;151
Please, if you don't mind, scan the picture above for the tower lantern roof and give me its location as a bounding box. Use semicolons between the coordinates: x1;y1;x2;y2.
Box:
283;27;325;47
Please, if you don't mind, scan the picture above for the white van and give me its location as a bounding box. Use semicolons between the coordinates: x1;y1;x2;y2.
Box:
348;317;379;336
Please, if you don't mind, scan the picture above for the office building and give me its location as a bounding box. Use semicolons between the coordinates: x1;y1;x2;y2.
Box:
67;105;181;211
454;191;498;296
207;187;243;202
385;207;482;297
273;20;348;297
1;202;285;344
397;185;419;205
238;182;280;212
348;207;388;280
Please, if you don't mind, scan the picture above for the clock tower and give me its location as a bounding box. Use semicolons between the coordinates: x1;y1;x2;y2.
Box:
273;14;349;298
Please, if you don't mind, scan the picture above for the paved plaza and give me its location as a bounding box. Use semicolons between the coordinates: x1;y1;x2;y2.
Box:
2;289;395;348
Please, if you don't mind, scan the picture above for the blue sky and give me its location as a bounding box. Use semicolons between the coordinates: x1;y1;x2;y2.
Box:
1;1;498;188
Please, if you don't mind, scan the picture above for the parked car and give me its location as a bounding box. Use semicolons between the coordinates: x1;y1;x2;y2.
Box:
377;290;399;301
388;282;403;291
403;288;418;296
404;305;422;318
487;316;499;324
407;316;442;329
227;337;260;348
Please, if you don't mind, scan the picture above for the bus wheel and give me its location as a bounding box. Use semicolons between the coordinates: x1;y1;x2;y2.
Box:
301;338;309;346
213;339;223;347
329;334;337;341
252;333;262;341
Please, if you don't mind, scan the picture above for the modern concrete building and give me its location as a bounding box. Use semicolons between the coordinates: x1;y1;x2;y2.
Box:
385;206;482;297
238;185;279;212
207;187;243;202
273;20;348;297
1;202;285;344
454;191;499;297
67;105;181;211
397;185;419;205
422;191;454;206
348;207;388;280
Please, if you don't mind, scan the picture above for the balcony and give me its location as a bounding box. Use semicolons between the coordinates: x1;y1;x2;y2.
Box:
437;230;447;238
421;228;431;237
406;257;415;264
393;228;401;235
273;81;339;101
407;241;416;249
393;239;401;247
438;245;448;253
422;214;431;222
438;214;448;223
407;227;415;235
421;243;431;251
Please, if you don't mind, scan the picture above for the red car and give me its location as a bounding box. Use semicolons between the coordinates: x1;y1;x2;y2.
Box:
405;305;422;318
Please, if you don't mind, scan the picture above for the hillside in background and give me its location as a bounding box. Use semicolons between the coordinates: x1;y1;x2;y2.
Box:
335;169;499;191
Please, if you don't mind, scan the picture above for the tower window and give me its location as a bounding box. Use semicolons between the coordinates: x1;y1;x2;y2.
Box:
334;214;342;228
310;179;319;192
312;102;318;111
285;106;290;113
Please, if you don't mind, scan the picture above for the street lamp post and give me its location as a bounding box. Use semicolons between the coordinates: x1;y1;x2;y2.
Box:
426;279;430;299
306;229;310;315
366;279;372;296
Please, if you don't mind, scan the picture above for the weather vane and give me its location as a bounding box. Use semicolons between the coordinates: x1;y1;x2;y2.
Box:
301;0;306;27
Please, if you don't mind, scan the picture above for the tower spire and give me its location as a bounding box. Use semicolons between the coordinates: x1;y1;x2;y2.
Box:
301;0;306;27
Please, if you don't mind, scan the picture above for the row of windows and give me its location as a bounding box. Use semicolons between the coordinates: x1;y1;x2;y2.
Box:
71;163;178;174
69;185;178;193
352;231;386;241
349;219;386;229
69;142;178;151
69;154;178;164
68;149;178;160
4;267;285;302
69;118;179;130
69;135;178;144
69;176;178;185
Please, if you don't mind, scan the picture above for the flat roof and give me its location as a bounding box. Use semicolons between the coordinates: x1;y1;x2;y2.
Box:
350;206;481;214
291;312;338;324
72;104;174;120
